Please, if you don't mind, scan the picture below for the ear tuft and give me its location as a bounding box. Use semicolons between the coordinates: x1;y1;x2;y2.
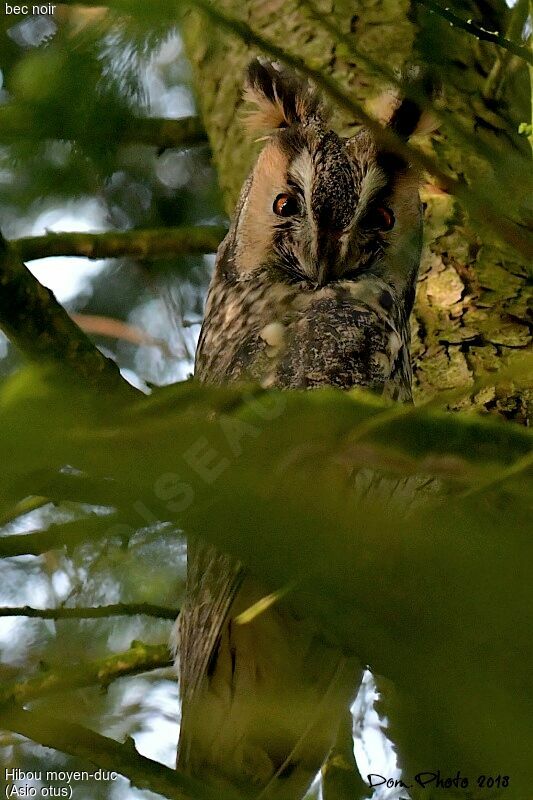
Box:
243;58;326;134
387;67;439;140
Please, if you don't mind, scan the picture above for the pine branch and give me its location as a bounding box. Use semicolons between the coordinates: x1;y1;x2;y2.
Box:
0;641;173;707
0;232;136;399
11;226;226;263
1;708;238;800
0;107;208;150
0;604;177;620
412;0;533;66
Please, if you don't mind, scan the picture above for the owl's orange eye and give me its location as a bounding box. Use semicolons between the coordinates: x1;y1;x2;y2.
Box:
273;193;299;217
377;207;395;230
362;206;395;232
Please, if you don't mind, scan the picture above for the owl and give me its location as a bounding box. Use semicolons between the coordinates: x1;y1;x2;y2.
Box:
176;59;428;798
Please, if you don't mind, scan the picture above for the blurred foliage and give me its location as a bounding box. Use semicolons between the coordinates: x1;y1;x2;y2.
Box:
0;4;201;198
0;365;532;798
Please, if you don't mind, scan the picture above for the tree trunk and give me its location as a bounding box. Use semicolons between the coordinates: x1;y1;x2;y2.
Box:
182;0;532;423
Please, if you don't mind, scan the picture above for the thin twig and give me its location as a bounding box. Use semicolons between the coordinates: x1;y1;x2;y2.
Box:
413;0;533;65
124;115;208;149
0;604;177;620
8;471;147;512
12;226;226;263
3;471;180;535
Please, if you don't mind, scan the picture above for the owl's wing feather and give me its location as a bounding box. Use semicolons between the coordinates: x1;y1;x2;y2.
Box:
177;252;246;763
177;540;243;764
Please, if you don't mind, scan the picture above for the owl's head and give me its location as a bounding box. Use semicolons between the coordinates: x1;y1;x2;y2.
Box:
229;59;432;311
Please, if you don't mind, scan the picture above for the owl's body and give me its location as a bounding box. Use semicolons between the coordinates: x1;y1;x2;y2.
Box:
177;60;428;798
196;256;413;398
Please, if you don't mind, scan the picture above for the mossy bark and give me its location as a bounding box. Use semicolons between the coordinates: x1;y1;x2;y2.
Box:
12;225;225;262
181;0;532;423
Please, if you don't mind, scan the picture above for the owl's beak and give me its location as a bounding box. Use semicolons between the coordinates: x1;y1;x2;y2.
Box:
316;228;345;287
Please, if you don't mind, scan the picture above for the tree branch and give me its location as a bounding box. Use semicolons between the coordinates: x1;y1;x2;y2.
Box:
6;471;153;514
0;107;208;150
413;0;533;66
0;513;134;558
11;226;226;263
527;0;533;155
484;0;530;99
0;641;173;707
1;708;238;800
0;232;136;398
0;496;50;528
0;604;177;620
123;115;208;149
